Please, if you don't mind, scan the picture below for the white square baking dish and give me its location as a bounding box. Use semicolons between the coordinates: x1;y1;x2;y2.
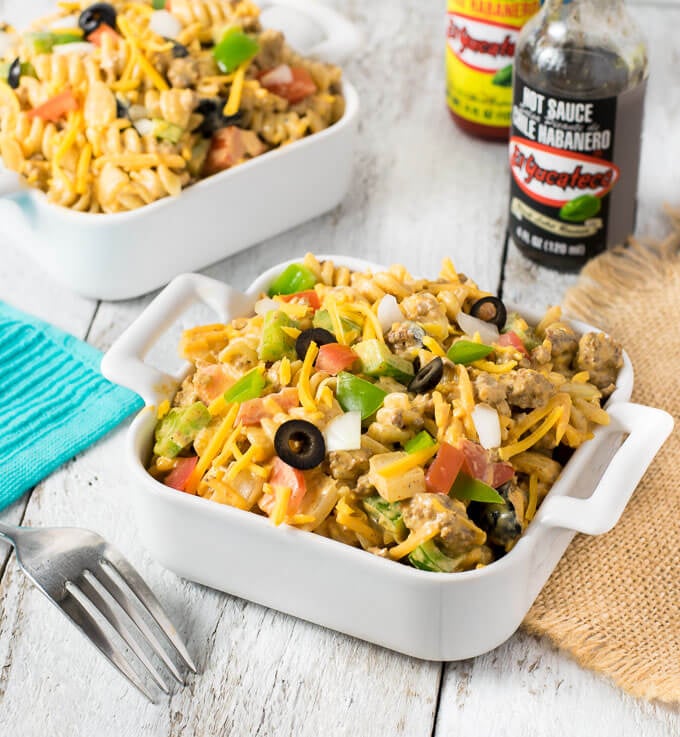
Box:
101;256;673;661
0;1;360;301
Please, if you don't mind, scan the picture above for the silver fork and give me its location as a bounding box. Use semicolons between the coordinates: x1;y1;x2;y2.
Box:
0;521;197;701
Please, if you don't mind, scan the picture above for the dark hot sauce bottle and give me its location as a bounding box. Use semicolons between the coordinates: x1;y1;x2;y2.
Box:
507;0;648;270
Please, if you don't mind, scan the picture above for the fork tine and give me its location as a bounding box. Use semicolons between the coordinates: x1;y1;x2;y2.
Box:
78;572;171;694
58;589;157;703
91;564;185;685
102;550;197;673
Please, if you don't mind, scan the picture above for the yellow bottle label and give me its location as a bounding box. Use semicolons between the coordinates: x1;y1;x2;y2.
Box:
446;0;540;128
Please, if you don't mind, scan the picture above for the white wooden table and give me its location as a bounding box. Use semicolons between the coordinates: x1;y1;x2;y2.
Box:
1;1;679;734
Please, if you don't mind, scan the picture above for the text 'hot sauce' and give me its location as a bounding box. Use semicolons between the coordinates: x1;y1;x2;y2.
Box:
508;0;649;270
446;0;540;140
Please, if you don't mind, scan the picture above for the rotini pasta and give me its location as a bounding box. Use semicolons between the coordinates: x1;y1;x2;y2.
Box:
0;1;344;213
147;256;623;574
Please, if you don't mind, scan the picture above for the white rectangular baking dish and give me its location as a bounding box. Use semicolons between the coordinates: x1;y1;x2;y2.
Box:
0;1;360;301
101;256;673;661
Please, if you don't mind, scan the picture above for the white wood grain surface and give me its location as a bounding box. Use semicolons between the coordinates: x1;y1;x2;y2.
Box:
0;1;679;735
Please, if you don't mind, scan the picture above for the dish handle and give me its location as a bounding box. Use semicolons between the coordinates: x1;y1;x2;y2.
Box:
537;402;673;535
101;273;255;405
260;0;361;65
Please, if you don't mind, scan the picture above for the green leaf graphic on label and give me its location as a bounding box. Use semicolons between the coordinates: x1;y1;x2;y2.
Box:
491;64;513;87
559;194;601;222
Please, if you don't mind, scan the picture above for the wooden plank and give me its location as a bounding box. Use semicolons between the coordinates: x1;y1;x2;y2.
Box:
435;630;680;737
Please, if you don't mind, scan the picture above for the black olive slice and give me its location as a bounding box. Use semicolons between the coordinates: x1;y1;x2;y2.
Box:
7;58;20;90
274;419;326;470
295;327;336;361
78;3;117;37
170;40;190;58
195;98;242;137
469;297;507;329
115;97;128;120
408;356;443;394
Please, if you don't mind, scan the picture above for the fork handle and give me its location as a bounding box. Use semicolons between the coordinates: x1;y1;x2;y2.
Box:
0;521;21;547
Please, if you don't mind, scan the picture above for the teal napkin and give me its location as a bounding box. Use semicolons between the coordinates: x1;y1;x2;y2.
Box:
0;301;143;510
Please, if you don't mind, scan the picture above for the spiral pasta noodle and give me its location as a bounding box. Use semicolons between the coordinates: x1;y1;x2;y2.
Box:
0;0;345;213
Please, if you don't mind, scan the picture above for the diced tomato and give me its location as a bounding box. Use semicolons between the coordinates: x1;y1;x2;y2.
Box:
237;387;299;426
460;439;489;481
164;456;198;491
194;364;232;403
260;66;316;103
87;23;121;46
279;290;321;311
460;439;515;488
269;456;306;514
497;331;529;357
28;90;79;122
316;344;357;375
492;461;515;488
425;442;465;494
204;127;244;175
203;126;266;175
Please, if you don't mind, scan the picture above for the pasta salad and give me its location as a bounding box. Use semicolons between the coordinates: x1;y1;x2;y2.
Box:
0;1;344;213
148;255;623;573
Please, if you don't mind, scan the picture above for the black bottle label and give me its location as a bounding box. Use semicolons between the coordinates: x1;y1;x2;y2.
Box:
508;75;619;264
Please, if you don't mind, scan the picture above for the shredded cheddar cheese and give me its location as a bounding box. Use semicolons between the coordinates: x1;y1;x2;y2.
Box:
422;337;445;357
377;444;439;478
499;406;563;460
297;341;319;412
472;359;517;374
271;485;291;526
388;523;440;560
279;356;292;386
224;61;248;116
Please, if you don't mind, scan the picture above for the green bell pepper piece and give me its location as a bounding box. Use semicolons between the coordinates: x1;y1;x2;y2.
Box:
449;472;504;504
267;263;318;297
408;539;462;573
353;339;414;384
258;310;297;362
24;31;82;54
336;372;387;420
446;339;493;364
313;310;361;344
362;495;407;543
152;0;166;8
404;430;435;454
153;402;211;458
153;119;184;143
213;27;260;73
223;367;266;404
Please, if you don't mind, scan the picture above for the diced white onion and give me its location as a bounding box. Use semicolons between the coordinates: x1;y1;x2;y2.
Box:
254;297;280;316
472;404;501;449
133;118;154;137
53;42;95;55
324;411;362;452
260;64;294;87
456;310;499;345
149;10;182;40
377;294;403;333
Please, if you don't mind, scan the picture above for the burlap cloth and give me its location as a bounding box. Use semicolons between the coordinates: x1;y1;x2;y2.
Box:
522;207;680;704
